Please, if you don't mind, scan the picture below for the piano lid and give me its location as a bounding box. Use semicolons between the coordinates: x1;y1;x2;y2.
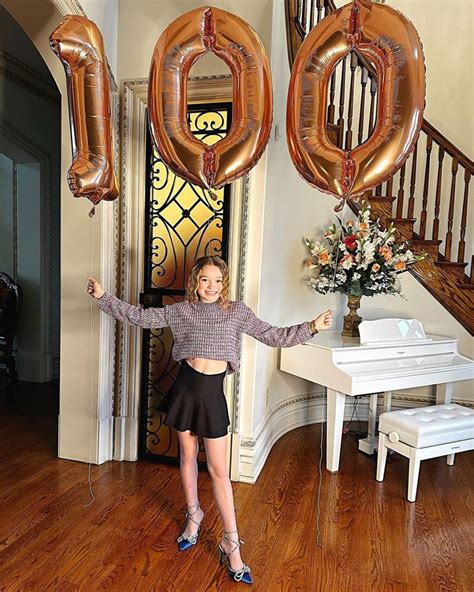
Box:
358;318;433;346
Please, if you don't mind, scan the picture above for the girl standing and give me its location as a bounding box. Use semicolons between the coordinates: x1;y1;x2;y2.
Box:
87;255;332;585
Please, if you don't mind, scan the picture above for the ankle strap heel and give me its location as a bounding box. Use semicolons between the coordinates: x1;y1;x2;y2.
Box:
176;502;204;551
217;530;253;585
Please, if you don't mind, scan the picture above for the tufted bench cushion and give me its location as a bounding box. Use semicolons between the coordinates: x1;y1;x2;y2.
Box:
378;404;474;448
376;403;474;501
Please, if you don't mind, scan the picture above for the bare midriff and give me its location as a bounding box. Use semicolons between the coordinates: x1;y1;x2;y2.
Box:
185;357;228;375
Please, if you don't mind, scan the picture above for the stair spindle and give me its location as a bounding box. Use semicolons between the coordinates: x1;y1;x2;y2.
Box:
316;0;323;23
432;146;445;241
344;52;358;150
309;0;315;29
301;0;307;32
396;163;406;218
419;136;433;239
358;67;368;144
368;76;377;136
407;142;418;219
457;169;471;264
444;158;459;262
337;56;347;148
328;70;336;124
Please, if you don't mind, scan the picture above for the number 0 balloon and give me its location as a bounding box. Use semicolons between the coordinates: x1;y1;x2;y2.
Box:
287;0;425;204
148;6;273;192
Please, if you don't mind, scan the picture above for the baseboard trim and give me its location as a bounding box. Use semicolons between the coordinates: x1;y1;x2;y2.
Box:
113;416;139;461
238;392;473;484
58;414;114;464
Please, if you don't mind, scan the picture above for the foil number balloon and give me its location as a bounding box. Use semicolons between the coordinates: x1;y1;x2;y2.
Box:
287;0;425;203
50;15;118;208
148;6;273;192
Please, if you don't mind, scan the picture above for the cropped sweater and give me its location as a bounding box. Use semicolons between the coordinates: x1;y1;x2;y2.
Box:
97;292;313;374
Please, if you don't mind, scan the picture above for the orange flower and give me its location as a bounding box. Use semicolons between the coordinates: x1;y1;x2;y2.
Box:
394;260;406;271
379;246;393;261
372;263;381;272
318;251;331;265
359;222;369;231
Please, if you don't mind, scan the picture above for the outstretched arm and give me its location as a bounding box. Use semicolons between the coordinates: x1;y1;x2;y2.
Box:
241;305;333;347
87;277;169;329
241;305;311;347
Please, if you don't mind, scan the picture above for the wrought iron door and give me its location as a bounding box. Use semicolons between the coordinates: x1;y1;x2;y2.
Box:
139;102;232;465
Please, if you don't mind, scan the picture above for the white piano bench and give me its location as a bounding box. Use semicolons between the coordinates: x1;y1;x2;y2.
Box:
376;404;474;502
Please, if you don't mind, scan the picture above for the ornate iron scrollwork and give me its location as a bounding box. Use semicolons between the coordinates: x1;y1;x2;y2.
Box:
139;102;232;464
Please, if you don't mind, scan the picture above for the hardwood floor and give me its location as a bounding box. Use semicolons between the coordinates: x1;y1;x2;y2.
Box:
0;382;473;592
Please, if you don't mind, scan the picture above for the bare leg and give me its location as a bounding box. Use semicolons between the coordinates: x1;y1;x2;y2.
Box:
204;435;246;572
177;430;204;538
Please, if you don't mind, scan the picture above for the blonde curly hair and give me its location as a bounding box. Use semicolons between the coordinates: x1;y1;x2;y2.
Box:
185;256;230;308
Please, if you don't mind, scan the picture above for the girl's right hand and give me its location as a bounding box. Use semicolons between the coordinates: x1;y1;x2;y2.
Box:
87;277;104;299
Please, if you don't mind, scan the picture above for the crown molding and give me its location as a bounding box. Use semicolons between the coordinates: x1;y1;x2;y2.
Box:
50;0;86;16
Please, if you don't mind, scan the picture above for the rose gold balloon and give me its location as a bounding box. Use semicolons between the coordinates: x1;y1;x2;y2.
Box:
50;15;118;207
148;6;273;191
287;0;425;202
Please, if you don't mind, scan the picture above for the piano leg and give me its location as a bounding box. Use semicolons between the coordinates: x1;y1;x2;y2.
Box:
326;389;346;472
436;382;454;405
383;391;392;413
358;393;379;455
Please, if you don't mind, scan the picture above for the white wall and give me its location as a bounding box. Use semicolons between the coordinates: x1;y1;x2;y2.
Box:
388;0;473;157
81;0;119;79
117;0;273;81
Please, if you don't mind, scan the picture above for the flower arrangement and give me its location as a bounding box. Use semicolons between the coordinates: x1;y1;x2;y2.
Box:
303;202;425;298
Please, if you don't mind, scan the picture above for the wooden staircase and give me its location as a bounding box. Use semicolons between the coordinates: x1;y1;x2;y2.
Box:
285;0;474;334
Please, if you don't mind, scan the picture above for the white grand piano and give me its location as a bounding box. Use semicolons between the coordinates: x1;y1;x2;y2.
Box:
280;319;474;472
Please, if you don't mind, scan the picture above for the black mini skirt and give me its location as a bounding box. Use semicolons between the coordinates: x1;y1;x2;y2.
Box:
157;360;230;439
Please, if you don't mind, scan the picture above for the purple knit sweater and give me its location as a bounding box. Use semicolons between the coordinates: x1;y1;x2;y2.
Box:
97;292;312;374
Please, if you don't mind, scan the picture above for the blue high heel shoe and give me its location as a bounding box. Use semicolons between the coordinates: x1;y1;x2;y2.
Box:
176;502;204;551
218;530;253;585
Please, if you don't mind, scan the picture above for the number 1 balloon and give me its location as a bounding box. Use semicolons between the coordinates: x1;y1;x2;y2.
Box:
50;16;119;211
287;0;425;206
148;6;273;193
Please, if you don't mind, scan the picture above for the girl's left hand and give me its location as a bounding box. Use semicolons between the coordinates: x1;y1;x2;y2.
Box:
314;309;333;331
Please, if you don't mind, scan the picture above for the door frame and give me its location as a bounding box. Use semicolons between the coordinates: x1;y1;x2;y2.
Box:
116;75;250;480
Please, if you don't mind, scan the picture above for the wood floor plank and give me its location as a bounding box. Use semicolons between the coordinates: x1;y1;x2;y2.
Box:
1;383;473;592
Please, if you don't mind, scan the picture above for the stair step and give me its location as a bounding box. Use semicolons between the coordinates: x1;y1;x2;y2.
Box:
367;195;396;203
409;239;442;259
367;195;396;219
460;284;474;291
388;218;416;241
435;261;468;282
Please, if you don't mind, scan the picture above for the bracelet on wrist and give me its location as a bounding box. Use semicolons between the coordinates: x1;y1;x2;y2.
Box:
309;320;318;335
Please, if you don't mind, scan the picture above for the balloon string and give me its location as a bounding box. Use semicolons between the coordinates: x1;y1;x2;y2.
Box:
84;204;98;508
315;200;347;548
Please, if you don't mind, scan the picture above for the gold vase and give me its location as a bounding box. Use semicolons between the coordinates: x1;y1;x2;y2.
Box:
342;294;362;337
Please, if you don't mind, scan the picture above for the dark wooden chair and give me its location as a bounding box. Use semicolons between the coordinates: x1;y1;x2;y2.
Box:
0;272;22;387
